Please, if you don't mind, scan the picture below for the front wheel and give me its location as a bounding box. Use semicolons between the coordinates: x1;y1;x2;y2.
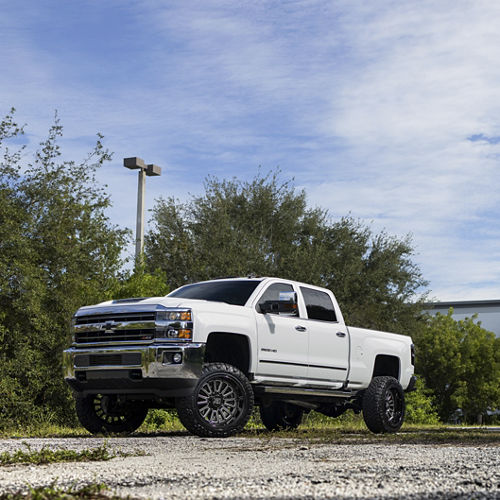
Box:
75;394;148;435
260;401;303;431
362;376;405;433
176;363;254;437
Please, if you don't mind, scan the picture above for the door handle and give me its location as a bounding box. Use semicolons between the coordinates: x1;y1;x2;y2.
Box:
295;326;307;332
336;331;346;337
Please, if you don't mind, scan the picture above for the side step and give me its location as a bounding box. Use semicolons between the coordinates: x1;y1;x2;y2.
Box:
254;385;354;399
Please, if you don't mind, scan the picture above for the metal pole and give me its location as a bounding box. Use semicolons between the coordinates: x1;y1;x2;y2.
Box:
124;157;161;265
135;167;146;260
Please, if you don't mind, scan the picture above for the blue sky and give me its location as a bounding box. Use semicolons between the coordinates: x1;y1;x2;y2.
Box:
2;0;500;301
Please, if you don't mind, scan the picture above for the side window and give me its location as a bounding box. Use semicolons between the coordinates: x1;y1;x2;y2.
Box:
257;283;295;315
300;286;337;322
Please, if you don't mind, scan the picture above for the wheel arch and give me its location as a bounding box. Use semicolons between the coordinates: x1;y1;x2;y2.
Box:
372;354;400;381
204;332;251;376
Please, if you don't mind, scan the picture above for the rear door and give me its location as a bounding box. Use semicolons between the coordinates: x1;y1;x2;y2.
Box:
300;286;349;386
254;282;309;380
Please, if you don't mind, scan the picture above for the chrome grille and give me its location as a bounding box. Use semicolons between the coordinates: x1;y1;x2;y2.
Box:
75;312;155;325
75;329;155;343
73;309;156;345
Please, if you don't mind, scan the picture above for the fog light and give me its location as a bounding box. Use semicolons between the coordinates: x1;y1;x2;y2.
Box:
172;352;182;364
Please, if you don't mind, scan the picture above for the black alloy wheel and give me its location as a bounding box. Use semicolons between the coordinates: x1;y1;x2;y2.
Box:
362;376;405;433
75;394;148;435
176;363;254;437
197;375;241;424
385;385;404;426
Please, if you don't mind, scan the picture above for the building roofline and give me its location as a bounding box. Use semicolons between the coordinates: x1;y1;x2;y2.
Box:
424;299;500;308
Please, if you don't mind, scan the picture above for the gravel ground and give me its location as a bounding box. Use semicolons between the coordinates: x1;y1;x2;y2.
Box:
0;435;499;499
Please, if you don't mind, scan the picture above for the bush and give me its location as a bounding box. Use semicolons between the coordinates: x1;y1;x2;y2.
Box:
140;410;184;432
405;378;440;425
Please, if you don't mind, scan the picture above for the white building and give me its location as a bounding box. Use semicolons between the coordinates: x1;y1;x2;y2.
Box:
424;300;500;337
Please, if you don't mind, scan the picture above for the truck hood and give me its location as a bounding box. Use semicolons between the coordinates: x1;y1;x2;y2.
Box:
75;296;243;316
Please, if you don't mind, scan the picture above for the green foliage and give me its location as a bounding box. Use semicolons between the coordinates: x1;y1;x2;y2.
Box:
405;378;440;424
301;410;366;430
0;442;116;466
139;409;184;432
0;423;87;438
415;310;500;422
242;425;500;445
146;170;427;333
0;482;113;500
0;109;127;428
111;261;169;300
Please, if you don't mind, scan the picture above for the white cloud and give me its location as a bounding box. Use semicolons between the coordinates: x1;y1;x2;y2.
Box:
297;1;500;300
2;1;500;299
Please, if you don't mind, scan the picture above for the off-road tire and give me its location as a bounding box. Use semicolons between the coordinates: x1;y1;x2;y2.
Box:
176;363;254;437
260;401;303;431
75;394;148;435
362;376;405;433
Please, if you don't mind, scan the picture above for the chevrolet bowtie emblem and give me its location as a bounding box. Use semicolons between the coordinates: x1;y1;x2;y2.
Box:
100;320;117;332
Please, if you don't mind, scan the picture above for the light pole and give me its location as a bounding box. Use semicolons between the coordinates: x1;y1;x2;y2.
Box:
123;157;161;262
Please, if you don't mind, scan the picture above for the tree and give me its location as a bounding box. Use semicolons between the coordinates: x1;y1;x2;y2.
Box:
415;310;500;422
112;260;170;300
146;170;427;334
0;109;127;427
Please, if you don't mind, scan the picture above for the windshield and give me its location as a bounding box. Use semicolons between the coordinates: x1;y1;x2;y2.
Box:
168;280;262;306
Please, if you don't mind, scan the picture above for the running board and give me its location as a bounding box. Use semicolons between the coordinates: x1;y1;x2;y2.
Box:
254;385;354;399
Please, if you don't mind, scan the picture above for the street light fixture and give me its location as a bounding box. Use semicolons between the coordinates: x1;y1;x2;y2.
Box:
123;157;162;262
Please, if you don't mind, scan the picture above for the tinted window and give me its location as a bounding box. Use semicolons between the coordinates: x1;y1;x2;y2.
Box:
300;286;337;322
169;280;261;306
257;283;295;314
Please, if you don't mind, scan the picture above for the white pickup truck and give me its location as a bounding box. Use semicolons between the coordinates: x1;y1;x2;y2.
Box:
63;277;416;437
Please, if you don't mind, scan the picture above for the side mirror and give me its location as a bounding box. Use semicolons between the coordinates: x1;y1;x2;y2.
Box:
261;291;298;316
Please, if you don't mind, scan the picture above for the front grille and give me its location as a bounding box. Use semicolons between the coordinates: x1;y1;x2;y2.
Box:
75;312;155;325
75;329;155;343
73;310;157;345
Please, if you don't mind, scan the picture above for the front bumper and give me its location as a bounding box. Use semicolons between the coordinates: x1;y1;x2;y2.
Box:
63;343;205;398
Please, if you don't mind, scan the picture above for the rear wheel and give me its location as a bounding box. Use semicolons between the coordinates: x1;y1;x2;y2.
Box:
176;363;254;437
75;394;148;435
260;401;304;431
362;376;405;433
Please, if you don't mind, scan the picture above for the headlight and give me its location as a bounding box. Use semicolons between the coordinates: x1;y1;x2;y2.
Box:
156;310;192;321
155;308;193;340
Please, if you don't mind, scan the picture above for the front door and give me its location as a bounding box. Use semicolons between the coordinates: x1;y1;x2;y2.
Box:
254;282;308;380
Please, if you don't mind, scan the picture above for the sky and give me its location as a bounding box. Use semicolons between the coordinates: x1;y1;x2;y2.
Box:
1;0;500;301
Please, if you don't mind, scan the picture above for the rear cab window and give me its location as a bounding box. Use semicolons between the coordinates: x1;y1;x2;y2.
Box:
300;286;337;322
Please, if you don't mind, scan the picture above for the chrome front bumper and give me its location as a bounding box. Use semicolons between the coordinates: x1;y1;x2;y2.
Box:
63;343;205;398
